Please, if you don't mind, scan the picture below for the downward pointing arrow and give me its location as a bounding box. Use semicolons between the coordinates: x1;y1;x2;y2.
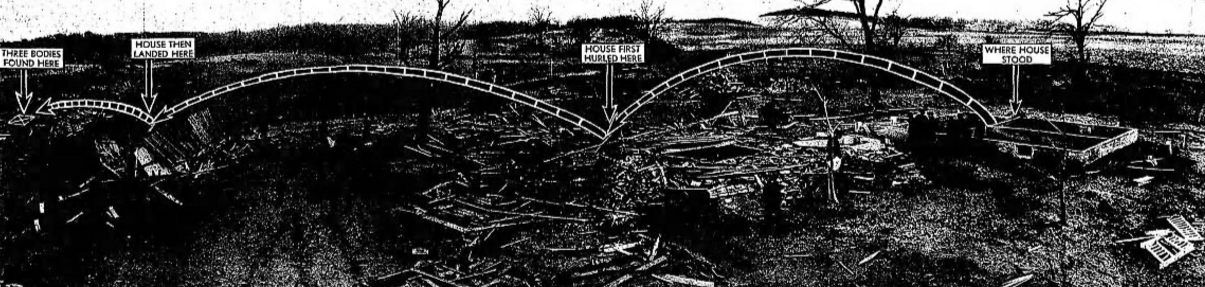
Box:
602;104;618;123
14;70;34;114
141;93;158;113
142;59;157;112
14;91;33;114
1009;99;1024;115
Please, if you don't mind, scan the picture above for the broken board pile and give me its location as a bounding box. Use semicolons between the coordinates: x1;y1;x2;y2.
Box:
373;257;539;287
1121;215;1204;269
553;235;722;287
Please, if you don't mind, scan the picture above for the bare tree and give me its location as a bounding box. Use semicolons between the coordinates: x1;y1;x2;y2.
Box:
1045;0;1109;64
395;0;474;143
768;0;898;54
848;0;887;52
880;12;908;49
427;0;474;70
634;0;668;42
767;1;906;108
393;0;474;69
392;11;424;66
528;5;555;32
527;5;556;75
769;9;852;47
527;5;555;53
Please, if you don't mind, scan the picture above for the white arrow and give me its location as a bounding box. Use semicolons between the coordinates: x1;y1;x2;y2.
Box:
1010;99;1024;115
34;97;54;116
141;59;158;112
14;70;34;114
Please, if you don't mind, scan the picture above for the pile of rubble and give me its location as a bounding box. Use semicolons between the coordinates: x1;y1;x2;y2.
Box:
380;165;724;286
611;117;926;205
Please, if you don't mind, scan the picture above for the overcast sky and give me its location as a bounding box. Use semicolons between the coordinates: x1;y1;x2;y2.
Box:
2;0;1202;41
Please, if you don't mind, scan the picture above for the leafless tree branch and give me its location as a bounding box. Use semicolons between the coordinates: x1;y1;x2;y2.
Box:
634;0;668;42
1045;0;1108;63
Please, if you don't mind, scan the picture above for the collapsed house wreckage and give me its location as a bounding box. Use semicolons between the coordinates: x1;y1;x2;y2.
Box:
376;108;733;287
11;61;1199;287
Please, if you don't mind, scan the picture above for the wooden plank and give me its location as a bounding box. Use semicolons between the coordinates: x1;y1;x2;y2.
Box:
1001;274;1034;287
652;274;714;287
1168;216;1203;241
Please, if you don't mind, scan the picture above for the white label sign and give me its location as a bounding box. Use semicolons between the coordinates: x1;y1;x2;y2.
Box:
582;44;644;64
982;44;1052;65
0;48;64;69
132;38;196;59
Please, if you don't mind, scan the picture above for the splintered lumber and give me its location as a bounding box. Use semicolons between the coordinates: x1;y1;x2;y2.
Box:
601;242;641;253
404;145;435;158
603;255;669;286
1000;274;1034;287
452;198;590;222
67;212;84;223
1114;236;1157;244
1164;234;1195;253
398;207;471;233
648;236;661;261
1141;238;1176;268
410;269;474;287
1141;233;1196;269
709;184;755;199
624;111;740;140
518;196;640;216
810;107;925;121
153;186;184;206
652;274;714;287
697;164;803;179
665;242;717;268
857;251;881;265
500;237;531;249
421;181;459;196
638;256;668;271
573;260;642;279
1146;229;1173;237
836;260;855;275
661;140;736;155
1167;215;1203;241
603;274;635;287
1126;166;1175;172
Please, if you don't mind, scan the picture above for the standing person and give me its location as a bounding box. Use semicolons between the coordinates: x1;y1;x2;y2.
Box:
908;110;936;153
826;130;846;204
761;173;784;234
761;100;786;134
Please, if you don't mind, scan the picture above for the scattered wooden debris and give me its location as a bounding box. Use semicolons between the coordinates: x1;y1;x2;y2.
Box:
1167;215;1203;241
1000;274;1034;287
836;260;855;275
857;251;881;265
653;274;715;287
1126;216;1202;269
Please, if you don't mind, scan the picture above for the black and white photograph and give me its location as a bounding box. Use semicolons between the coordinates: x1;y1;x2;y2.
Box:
1;0;1204;286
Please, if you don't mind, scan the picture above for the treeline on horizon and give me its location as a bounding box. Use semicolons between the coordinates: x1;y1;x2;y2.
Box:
2;13;1179;65
0;15;681;65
